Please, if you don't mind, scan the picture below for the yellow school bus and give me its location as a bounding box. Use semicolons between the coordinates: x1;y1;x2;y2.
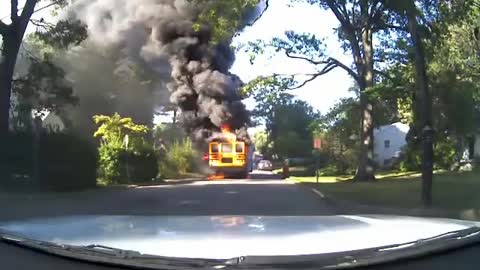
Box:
207;127;253;179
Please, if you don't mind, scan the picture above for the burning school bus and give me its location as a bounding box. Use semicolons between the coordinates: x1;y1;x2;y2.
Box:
205;126;254;179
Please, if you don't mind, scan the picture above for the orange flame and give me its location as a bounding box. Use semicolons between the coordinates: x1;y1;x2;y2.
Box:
208;173;225;180
220;124;236;142
221;124;231;133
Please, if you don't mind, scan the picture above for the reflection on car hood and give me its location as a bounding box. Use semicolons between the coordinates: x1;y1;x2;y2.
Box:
1;215;479;259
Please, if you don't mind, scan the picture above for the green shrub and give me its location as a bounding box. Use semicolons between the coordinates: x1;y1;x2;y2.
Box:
398;136;460;172
99;143;158;184
159;138;197;179
39;134;98;191
0;132;34;183
98;142;123;184
318;164;343;176
399;145;421;172
434;136;458;170
0;132;98;191
119;145;158;184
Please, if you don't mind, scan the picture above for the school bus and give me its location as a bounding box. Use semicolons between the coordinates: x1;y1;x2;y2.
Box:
207;126;253;179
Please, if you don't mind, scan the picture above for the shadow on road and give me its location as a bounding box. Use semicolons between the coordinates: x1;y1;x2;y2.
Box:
248;171;283;180
0;174;339;222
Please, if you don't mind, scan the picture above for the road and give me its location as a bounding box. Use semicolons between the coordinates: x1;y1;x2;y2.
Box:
0;171;339;221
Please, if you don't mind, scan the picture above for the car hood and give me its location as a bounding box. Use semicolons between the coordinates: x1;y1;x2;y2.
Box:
0;215;479;259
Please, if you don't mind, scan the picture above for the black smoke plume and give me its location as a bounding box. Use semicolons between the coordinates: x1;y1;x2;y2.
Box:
70;0;258;143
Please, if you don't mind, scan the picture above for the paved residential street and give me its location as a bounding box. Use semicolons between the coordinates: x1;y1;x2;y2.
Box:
0;172;340;222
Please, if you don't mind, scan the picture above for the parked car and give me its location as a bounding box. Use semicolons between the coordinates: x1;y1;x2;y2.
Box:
257;160;273;171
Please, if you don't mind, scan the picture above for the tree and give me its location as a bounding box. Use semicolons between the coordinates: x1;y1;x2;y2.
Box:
381;0;479;206
190;0;267;43
245;0;397;181
253;130;270;156
311;97;361;174
0;0;85;134
93;113;156;183
273;100;318;158
93;113;149;147
245;77;318;159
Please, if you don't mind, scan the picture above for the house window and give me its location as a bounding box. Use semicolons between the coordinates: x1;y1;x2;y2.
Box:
384;140;391;149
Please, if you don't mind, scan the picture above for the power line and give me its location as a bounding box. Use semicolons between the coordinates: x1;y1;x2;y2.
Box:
0;0;63;23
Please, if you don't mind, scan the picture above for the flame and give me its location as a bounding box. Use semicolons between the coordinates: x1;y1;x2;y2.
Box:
220;124;236;142
208;173;225;180
220;124;231;134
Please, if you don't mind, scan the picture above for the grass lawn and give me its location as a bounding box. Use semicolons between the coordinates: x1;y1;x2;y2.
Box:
295;170;480;211
290;171;422;184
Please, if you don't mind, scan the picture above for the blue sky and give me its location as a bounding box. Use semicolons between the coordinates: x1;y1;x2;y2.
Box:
1;0;355;125
231;0;355;114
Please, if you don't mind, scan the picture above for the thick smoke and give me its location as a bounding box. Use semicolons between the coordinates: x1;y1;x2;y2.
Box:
70;0;253;142
55;44;166;138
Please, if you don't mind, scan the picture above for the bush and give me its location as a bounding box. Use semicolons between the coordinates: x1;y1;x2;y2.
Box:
398;136;460;172
0;132;98;191
398;145;421;172
159;138;198;179
39;134;98;191
119;145;158;184
434;136;458;170
0;132;34;183
98;142;123;183
99;143;158;184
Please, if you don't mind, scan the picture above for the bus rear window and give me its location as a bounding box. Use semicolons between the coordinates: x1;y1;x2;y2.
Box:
211;144;219;153
235;143;244;153
221;144;232;153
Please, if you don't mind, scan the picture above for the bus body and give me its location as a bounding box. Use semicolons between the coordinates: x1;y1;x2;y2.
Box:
206;127;254;178
208;140;253;178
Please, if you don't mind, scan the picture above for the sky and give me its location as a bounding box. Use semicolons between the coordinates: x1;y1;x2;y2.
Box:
1;0;355;126
231;0;355;114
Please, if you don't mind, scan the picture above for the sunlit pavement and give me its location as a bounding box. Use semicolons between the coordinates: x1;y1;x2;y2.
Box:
0;171;339;222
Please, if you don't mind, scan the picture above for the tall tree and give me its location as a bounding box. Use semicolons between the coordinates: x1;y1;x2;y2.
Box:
0;0;85;134
245;0;395;180
382;0;479;205
190;0;268;43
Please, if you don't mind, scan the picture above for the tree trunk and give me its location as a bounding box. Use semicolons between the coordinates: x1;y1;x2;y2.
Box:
0;0;38;135
408;12;434;206
0;37;21;134
354;19;376;182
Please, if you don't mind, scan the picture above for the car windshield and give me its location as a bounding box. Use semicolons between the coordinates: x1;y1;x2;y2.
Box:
1;0;480;268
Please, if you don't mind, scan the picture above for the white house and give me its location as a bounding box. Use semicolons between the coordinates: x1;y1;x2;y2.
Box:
373;122;410;168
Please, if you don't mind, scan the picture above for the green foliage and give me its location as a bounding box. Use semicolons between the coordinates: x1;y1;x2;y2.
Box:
119;144;158;184
93;113;149;146
309;98;361;175
38;133;98;191
34;20;88;50
93;113;155;184
153;123;186;151
13;56;78;116
273;101;318;158
0;132;98;191
399;145;422;172
97;143;123;182
11;20;88;128
253;130;271;156
159;138;198;179
434;136;459;170
189;0;261;43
